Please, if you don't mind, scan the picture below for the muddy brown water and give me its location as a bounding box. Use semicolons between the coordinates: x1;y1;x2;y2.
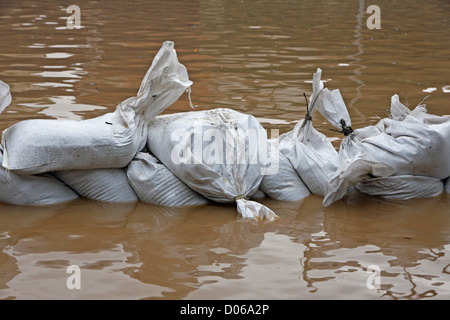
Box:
0;0;449;300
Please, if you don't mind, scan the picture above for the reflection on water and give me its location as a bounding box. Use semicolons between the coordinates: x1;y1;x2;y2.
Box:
1;195;448;300
346;0;366;120
19;95;106;120
0;0;449;300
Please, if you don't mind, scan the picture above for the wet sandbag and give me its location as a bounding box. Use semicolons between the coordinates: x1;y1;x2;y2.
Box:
322;94;450;206
0;146;78;205
126;151;208;206
355;175;444;200
147;108;278;220
279;68;340;196
54;168;138;203
339;96;450;179
279;119;339;196
1;41;192;174
250;189;266;200
260;141;311;201
0;80;12;114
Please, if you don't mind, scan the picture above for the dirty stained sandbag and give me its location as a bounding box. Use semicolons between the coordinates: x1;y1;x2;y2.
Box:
54;168;138;203
147;108;278;220
278;68;340;196
126;151;208;207
0;146;79;205
1;41;192;174
355;175;444;200
259;139;311;202
321;93;450;206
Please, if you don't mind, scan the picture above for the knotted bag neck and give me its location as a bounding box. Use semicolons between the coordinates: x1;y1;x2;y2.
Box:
235;195;249;202
340;119;354;136
330;119;354;136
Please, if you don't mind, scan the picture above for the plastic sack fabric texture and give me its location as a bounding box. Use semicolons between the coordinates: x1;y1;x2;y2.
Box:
278;68;340;196
260;139;311;202
0;80;12;114
321;93;450;206
355;175;444;200
54;168;138;203
250;189;266;200
1;41;192;174
146;108;278;220
126;151;208;206
0;146;79;205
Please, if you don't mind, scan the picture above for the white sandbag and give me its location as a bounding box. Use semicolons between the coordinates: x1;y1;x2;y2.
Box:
250;189;266;200
126;151;208;206
317;88;450;206
345;98;450;178
54;168;138;203
355;175;444;200
314;82;352;131
260;141;311;201
1;41;192;174
147;108;278;220
279;119;339;196
323;157;395;206
0;146;79;205
279;68;340;196
0;80;12;114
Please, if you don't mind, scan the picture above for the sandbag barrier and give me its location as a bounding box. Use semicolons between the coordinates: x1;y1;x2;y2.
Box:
1;45;449;218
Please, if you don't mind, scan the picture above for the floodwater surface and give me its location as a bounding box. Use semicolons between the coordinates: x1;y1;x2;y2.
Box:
0;0;449;300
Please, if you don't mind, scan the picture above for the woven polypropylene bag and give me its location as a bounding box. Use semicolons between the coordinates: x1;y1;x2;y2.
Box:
147;108;277;220
278;68;340;196
1;41;192;174
322;94;450;206
127;151;208;207
355;175;444;200
0;147;78;205
55;168;138;203
259;140;311;202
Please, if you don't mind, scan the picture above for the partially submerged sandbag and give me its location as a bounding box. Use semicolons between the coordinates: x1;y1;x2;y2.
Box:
126;151;208;206
54;168;138;203
279;68;340;196
339;96;450;178
147;108;278;220
1;41;192;174
279;118;339;196
250;189;266;200
355;175;444;200
260;141;311;201
321;93;450;206
0;146;78;205
324;157;395;206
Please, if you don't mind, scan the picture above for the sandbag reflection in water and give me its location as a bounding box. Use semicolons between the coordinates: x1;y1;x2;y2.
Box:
318;191;450;299
0;200;143;299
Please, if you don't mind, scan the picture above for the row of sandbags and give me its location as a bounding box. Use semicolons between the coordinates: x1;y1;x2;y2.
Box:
1;42;449;220
0;41;201;206
259;68;450;206
277;68;449;206
0;42;277;220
